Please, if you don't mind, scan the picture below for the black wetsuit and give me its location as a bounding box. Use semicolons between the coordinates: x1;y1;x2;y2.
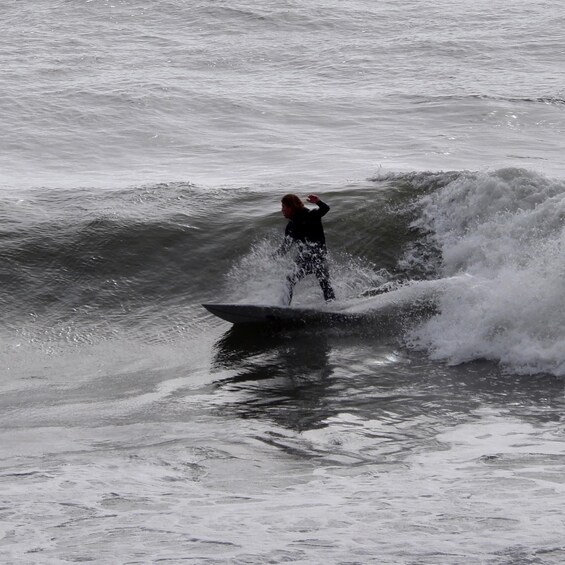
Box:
279;200;336;304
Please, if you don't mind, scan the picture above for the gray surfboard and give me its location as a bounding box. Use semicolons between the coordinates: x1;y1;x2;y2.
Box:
202;303;354;325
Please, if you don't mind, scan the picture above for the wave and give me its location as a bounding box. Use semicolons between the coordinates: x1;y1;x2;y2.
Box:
402;168;565;376
408;94;565;106
2;169;564;375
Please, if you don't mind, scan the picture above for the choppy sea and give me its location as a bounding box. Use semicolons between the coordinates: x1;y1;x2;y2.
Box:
2;1;565;563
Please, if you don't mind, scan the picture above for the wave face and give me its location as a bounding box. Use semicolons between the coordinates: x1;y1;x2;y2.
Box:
2;168;564;374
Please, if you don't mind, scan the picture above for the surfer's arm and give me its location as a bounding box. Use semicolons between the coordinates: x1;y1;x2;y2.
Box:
307;194;330;217
316;200;330;217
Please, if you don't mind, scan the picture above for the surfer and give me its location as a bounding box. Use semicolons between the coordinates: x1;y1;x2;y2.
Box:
276;193;336;305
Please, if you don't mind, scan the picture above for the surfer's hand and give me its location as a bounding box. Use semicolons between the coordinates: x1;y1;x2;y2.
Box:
307;194;320;204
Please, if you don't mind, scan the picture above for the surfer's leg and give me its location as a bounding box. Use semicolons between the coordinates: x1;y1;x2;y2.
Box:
283;274;295;305
283;263;306;305
314;259;335;301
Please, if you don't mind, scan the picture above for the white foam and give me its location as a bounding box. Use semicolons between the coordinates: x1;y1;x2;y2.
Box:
408;169;565;375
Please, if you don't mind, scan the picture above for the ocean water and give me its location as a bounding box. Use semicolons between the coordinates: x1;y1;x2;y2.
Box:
2;1;565;563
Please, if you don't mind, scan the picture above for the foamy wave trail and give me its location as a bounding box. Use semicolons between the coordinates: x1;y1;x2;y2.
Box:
404;168;565;376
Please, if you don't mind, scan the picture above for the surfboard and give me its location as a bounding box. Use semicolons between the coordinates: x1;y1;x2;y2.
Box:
202;303;353;325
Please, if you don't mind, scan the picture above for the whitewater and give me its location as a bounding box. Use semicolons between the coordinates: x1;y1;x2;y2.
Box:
1;1;565;564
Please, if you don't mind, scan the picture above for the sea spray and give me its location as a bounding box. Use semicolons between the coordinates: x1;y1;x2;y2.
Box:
224;237;394;306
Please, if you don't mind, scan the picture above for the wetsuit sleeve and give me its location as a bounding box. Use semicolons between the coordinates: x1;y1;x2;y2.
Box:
312;200;330;217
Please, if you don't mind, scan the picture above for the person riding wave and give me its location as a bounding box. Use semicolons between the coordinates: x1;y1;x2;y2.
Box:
276;193;336;305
